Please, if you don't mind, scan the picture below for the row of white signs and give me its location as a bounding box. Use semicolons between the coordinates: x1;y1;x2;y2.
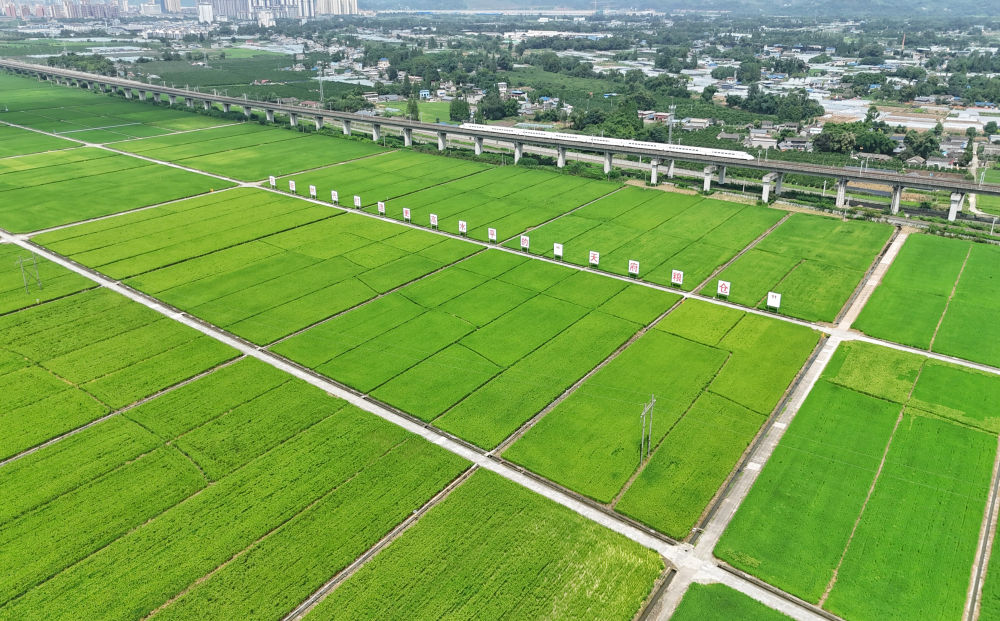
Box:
268;177;783;309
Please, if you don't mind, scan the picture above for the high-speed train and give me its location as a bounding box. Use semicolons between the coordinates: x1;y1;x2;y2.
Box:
459;123;756;162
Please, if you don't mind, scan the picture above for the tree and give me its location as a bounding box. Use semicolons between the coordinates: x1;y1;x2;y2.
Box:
406;98;419;121
986;121;998;135
814;124;857;154
701;85;718;103
865;105;879;125
737;61;761;84
933;122;944;136
966;126;978;140
905;130;940;159
449;98;470;122
479;90;506;120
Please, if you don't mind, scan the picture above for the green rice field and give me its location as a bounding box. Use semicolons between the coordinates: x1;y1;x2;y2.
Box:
705;213;892;322
0;147;231;232
506;298;819;538
716;340;999;621
855;233;1000;368
671;583;792;621
504;187;786;289
305;471;664;621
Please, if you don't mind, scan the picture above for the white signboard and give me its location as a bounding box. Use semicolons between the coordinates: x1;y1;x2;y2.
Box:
553;243;563;259
377;201;386;215
671;270;684;286
268;175;276;188
717;280;731;297
588;250;600;266
353;195;362;208
767;291;782;309
458;220;467;234
331;190;339;204
403;208;411;222
520;235;530;250
488;228;497;243
628;260;640;276
288;180;296;193
309;185;317;198
430;213;438;227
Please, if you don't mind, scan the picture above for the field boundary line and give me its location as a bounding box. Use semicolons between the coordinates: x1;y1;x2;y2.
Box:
281;466;478;621
498;185;626;245
57;122;142;134
0;355;245;469
491;296;685;459
754;257;805;309
0;144;84;162
635;568;678;621
104;121;244;144
928;244;972;350
818;361;926;606
836;227;907;331
694;211;792;293
23;186;244;238
965;435;1000;621
714;563;846;621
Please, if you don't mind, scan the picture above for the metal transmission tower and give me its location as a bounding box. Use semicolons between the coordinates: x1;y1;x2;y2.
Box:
17;254;43;295
639;395;656;464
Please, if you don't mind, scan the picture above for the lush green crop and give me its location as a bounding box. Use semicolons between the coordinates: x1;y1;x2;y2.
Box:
671;583;793;621
718;340;1000;619
508;298;817;537
0;124;76;158
501;187;784;289
708;213;892;322
0;147;232;232
305;470;664;621
0;406;467;620
0;288;236;457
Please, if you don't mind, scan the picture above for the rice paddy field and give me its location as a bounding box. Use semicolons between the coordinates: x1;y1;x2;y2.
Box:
4;68;1000;621
855;233;1000;368
704;213;893;322
671;584;792;621
0;73;230;143
716;340;999;621
503;187;786;289
506;298;819;538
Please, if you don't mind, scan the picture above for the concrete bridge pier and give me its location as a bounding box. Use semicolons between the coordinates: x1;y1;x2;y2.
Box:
265;109;275;123
342;119;351;135
168;94;177;106
243;105;252;118
124;88;132;99
138;90;147;101
437;132;447;151
603;152;613;175
667;159;675;179
202;100;211;111
835;178;848;208
718;166;727;185
891;185;903;215
403;128;412;147
557;146;566;168
761;172;779;202
949;192;966;221
371;123;380;140
774;173;785;195
222;102;230;113
474;136;484;156
703;165;717;192
184;97;193;108
513;141;523;164
650;158;660;184
289;112;298;127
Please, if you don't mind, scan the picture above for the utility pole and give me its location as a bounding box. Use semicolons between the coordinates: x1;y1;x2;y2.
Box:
639;395;656;464
667;104;676;145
